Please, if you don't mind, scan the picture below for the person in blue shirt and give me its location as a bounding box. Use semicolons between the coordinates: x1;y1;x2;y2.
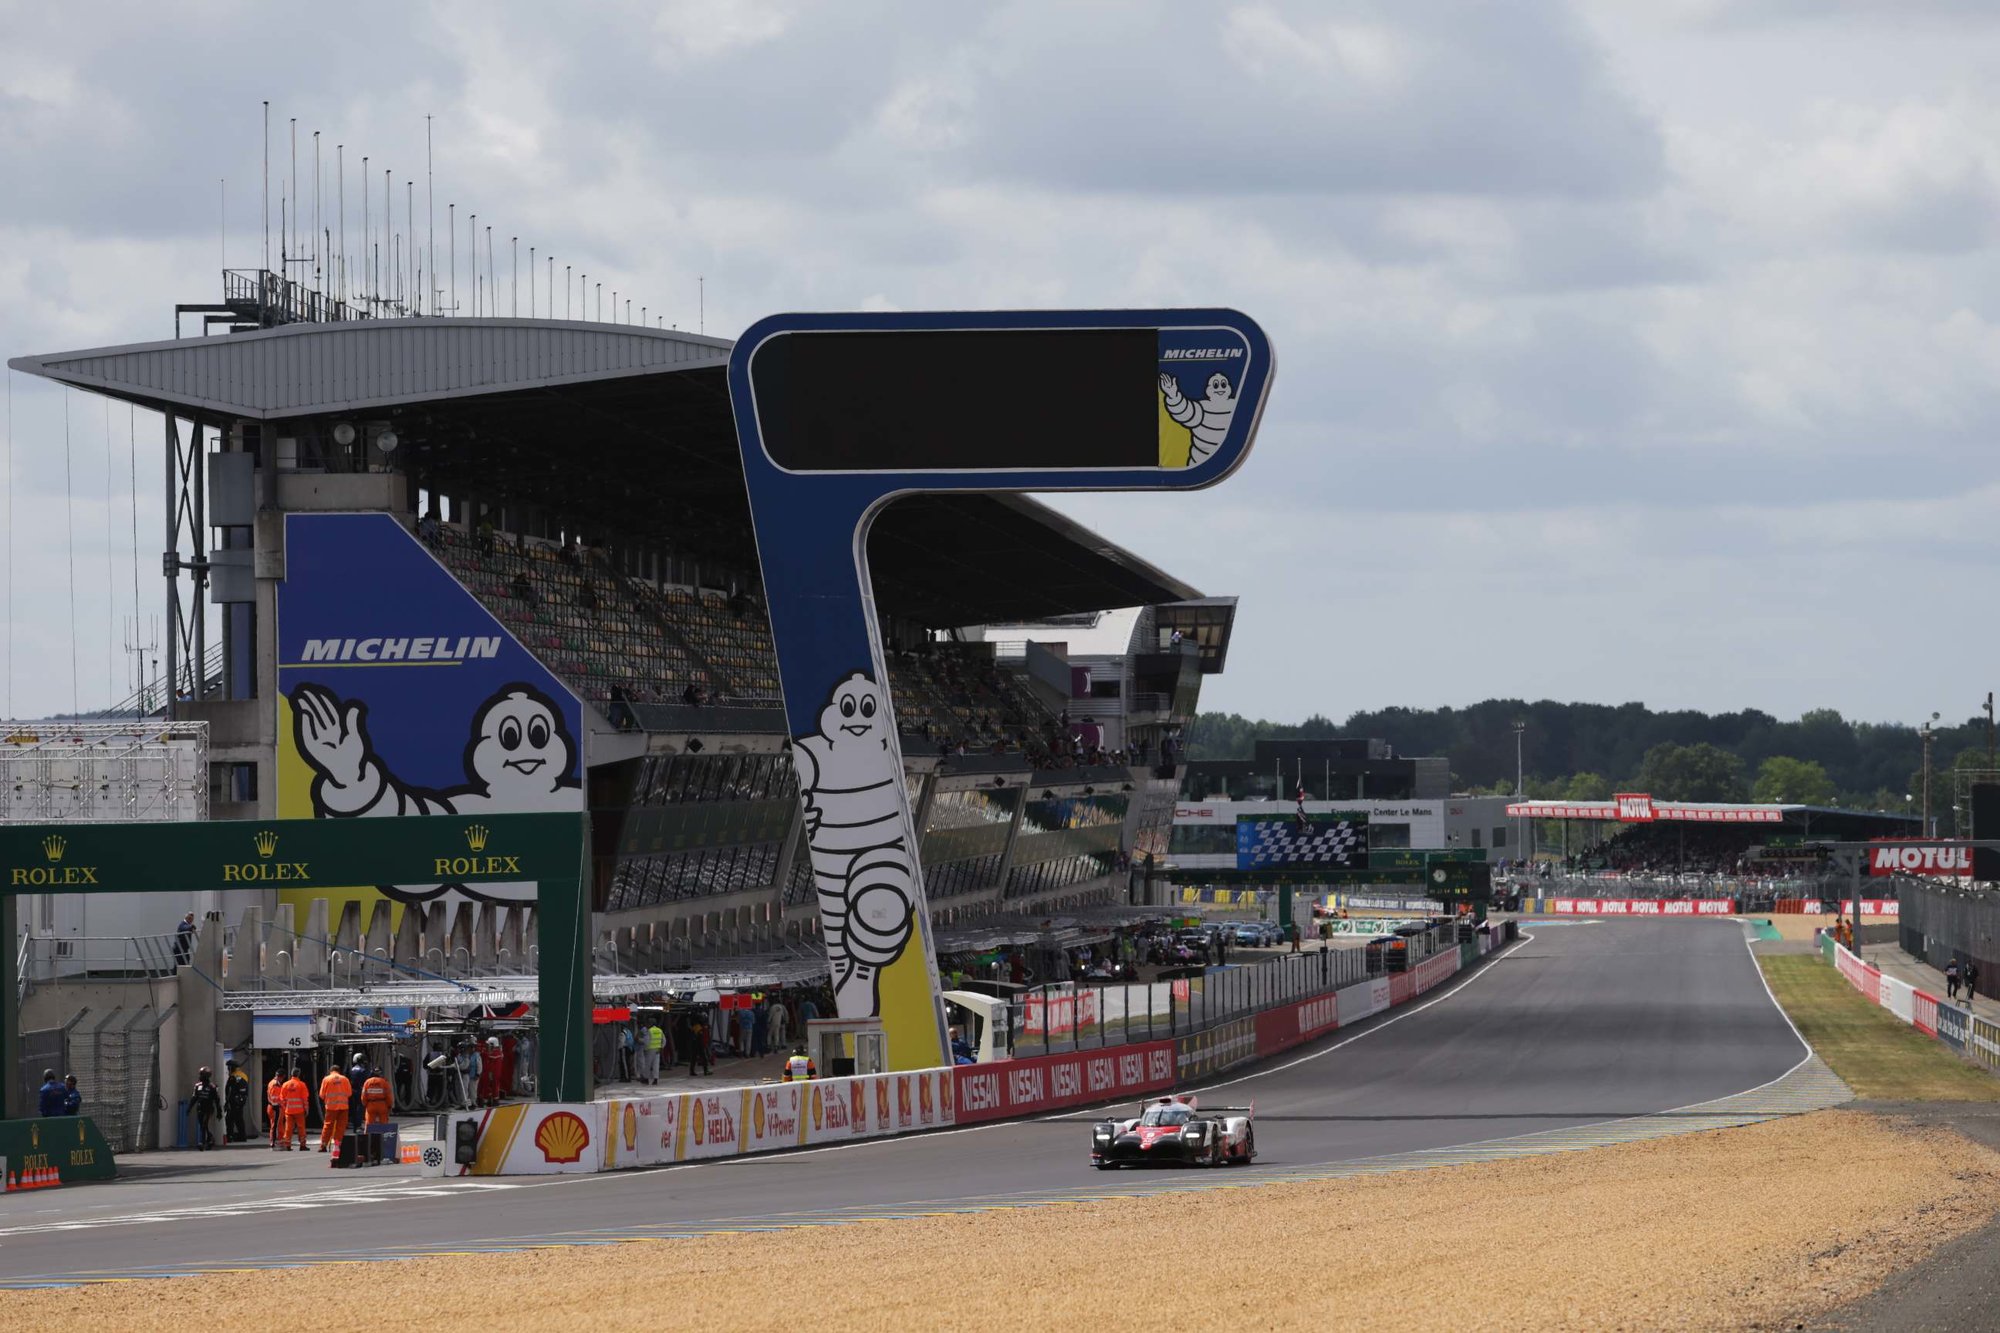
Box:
60;1075;81;1116
36;1070;64;1117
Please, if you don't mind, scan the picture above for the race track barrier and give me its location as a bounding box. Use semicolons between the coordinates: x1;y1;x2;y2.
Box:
1529;898;1737;916
1821;935;2000;1076
0;1116;115;1186
1775;899;1899;915
462;1067;959;1175
458;921;1523;1174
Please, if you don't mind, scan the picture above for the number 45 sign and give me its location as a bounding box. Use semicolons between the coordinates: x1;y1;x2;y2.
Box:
727;309;1274;1070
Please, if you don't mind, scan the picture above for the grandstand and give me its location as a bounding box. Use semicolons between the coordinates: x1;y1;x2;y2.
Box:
9;275;1233;977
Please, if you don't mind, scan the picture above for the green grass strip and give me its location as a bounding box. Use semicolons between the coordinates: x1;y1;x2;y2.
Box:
1759;955;2000;1102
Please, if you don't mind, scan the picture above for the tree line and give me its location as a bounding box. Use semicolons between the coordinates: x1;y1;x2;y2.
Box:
1184;700;2000;812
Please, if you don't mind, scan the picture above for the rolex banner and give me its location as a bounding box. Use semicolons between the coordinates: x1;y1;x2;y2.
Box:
1235;812;1368;871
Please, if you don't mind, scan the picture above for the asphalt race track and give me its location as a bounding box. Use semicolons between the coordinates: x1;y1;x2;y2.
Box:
0;921;1807;1285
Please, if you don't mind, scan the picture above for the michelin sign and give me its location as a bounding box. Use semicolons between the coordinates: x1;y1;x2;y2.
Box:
730;309;1273;1072
276;513;585;912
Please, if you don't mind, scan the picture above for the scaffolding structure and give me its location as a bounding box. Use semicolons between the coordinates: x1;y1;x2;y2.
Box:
0;721;208;824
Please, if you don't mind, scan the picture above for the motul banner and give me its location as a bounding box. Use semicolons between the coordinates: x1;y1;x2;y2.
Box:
1869;844;1972;877
1543;899;1735;916
952;1041;1175;1124
1774;898;1899;915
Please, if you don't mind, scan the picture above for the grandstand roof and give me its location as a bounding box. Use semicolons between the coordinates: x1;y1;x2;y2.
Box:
10;319;1201;624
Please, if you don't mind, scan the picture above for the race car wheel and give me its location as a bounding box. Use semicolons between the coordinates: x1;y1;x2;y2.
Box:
1231;1129;1256;1165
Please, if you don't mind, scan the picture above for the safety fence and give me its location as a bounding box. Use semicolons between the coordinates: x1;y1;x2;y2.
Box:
1773;899;1900;915
456;920;1521;1175
1007;918;1480;1059
1821;935;2000;1076
1899;881;2000;1005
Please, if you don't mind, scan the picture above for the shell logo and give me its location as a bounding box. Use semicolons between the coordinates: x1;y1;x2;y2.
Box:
874;1080;889;1122
534;1111;591;1164
811;1085;823;1129
693;1105;707;1145
622;1103;637;1152
897;1079;912;1121
753;1094;768;1139
919;1076;934;1117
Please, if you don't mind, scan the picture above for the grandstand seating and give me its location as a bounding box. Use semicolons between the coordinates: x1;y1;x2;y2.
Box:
429;523;1081;750
430;524;788;709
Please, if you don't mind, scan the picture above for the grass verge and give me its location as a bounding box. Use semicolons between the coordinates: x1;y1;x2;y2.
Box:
1759;954;2000;1101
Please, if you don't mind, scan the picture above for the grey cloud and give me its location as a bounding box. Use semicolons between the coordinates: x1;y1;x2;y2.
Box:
954;0;1663;199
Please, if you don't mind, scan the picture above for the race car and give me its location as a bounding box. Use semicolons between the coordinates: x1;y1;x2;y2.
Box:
1090;1094;1255;1169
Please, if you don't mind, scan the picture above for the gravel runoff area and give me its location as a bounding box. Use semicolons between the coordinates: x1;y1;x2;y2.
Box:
1759;915;1898;943
7;1109;1997;1332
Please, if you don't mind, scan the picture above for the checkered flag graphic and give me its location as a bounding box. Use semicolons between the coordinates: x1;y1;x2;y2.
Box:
1237;817;1366;869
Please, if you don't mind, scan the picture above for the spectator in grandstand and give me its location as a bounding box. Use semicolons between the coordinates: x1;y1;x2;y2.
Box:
579;582;599;612
476;518;496;555
509;571;537;605
417;512;441;547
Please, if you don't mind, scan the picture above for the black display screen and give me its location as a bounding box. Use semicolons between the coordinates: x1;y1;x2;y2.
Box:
749;328;1159;472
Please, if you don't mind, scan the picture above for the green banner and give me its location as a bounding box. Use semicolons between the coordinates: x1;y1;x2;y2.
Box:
0;813;594;1114
0;812;585;895
1368;849;1486;872
0;1116;116;1184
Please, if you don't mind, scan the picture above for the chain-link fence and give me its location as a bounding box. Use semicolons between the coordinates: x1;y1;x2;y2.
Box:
1900;880;2000;1004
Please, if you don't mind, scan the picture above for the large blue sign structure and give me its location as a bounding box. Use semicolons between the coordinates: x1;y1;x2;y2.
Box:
276;513;587;912
728;309;1273;1069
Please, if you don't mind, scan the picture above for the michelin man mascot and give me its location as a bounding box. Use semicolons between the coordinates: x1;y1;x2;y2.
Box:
291;680;580;817
1159;369;1237;467
790;671;916;1019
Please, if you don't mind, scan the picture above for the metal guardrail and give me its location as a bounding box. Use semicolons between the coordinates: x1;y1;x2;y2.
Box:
21;933;184;984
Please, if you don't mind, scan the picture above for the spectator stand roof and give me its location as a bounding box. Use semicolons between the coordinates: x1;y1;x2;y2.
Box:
10;318;1201;628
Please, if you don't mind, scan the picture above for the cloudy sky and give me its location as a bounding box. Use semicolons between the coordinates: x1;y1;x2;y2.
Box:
1;0;1996;726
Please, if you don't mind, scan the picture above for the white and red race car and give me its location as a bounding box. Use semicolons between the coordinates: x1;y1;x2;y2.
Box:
1091;1094;1256;1169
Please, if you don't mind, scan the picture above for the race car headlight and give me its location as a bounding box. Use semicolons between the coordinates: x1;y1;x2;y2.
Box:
1182;1125;1205;1138
1093;1127;1112;1140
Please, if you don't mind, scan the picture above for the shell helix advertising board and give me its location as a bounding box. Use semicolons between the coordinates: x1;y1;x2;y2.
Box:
468;1102;607;1176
